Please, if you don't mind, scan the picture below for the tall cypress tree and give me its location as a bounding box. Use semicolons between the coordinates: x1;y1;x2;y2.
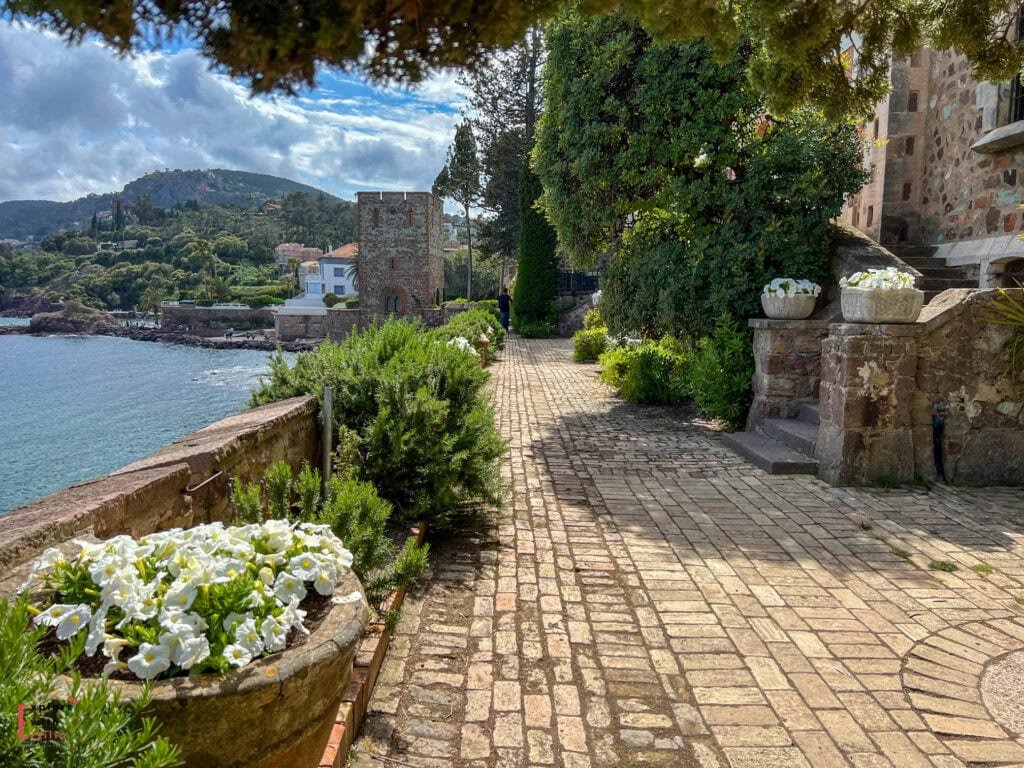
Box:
433;121;482;299
512;157;558;327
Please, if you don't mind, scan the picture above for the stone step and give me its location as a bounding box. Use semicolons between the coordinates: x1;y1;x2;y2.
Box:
721;431;819;475
917;266;968;280
763;417;818;455
920;277;977;290
898;256;947;269
799;402;820;425
886;245;938;259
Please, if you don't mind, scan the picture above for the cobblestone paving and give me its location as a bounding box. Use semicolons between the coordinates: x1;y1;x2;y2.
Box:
351;336;1024;768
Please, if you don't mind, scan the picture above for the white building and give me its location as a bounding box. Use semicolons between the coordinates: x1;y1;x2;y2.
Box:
278;243;358;311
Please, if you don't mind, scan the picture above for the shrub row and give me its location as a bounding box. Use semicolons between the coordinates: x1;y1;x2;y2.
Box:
584;316;754;429
251;319;505;528
434;307;506;364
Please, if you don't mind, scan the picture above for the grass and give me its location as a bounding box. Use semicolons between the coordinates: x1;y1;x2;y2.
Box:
973;563;994;576
929;560;958;572
889;545;912;560
1015;596;1024;607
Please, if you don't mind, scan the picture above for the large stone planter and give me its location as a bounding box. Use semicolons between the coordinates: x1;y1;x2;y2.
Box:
761;293;817;320
100;571;368;768
841;287;924;324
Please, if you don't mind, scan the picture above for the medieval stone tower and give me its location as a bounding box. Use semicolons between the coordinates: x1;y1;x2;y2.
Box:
356;191;444;315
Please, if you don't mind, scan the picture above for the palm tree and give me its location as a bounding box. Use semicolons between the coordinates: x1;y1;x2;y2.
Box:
345;259;359;291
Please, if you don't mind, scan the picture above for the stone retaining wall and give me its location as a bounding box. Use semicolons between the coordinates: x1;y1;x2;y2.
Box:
817;289;1023;485
747;319;831;429
162;305;275;332
0;396;319;583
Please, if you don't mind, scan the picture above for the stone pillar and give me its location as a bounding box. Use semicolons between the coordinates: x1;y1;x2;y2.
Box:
816;325;920;485
747;319;830;431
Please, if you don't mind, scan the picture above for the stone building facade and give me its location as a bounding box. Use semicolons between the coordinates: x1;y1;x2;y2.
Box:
842;47;1024;285
356;191;444;316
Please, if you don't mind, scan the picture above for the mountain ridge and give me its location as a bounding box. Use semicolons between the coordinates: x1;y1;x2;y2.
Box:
0;169;345;239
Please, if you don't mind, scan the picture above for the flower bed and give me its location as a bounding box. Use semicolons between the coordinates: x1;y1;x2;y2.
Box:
24;520;357;681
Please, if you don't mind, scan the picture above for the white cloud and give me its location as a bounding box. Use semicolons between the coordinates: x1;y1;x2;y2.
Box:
0;24;469;203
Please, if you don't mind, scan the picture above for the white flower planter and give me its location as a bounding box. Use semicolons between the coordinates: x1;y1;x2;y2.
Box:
841;286;924;324
761;293;817;320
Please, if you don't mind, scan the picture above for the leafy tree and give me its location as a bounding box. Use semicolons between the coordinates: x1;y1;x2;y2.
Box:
433;121;483;299
534;10;867;338
460;27;546;263
138;283;165;315
512;160;559;327
9;0;1024;118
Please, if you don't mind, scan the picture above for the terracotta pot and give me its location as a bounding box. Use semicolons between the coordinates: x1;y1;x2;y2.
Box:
99;571;368;768
841;287;924;324
761;293;817;320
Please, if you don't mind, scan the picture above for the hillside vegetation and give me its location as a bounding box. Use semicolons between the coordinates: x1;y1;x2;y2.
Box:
0;169;343;239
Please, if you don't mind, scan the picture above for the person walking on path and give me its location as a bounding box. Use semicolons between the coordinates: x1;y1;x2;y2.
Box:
497;287;511;332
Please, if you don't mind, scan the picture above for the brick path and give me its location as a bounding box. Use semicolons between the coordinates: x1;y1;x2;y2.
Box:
351;336;1024;768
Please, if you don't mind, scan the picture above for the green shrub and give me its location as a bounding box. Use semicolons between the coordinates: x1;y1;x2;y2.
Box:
688;316;754;429
250;319;505;527
513;160;560;326
0;599;181;767
573;327;609;362
476;299;499;319
322;293;342;308
344;297;360;309
245;295;285;309
517;320;550;338
599;338;690;404
195;298;214;307
583;308;603;330
435;306;506;363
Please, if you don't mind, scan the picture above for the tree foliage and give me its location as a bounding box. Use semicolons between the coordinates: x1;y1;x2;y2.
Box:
512;160;559;327
434;121;483;299
534;10;868;338
7;0;1024;118
460;28;546;260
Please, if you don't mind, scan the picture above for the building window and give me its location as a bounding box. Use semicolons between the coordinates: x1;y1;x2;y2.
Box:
406;209;414;226
334;286;346;295
902;181;912;201
906;137;915;155
333;267;347;277
907;91;918;113
867;206;874;227
390;257;398;270
873;118;880;140
998;14;1024;126
372;208;380;227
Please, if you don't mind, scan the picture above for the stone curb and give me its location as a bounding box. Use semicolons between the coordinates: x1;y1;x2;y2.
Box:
318;521;428;768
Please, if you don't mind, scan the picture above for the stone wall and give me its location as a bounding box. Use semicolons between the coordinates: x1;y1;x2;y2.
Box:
356;192;444;316
816;289;1023;485
276;311;327;341
0;396;319;580
323;303;479;341
162;305;275;333
747;319;831;429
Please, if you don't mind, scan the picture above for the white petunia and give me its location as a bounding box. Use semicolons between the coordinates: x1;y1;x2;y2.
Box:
313;567;337;596
84;601;111;656
235;619;264;656
288;553;321;581
273;571;307;604
127;643;171;680
280;596;308;635
164;581;198;610
260;615;288;653
56;605;92;641
34;603;74;628
222;612;250;633
223;643;253;668
174;635;211;669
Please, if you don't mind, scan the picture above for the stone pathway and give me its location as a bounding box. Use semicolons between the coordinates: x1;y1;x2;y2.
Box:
351;336;1024;768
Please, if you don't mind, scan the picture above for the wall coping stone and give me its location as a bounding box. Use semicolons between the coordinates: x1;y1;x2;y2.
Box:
0;463;192;576
833;223;925;281
113;395;317;481
749;318;832;330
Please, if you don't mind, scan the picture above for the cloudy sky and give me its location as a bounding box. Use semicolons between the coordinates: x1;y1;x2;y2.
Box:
0;23;469;204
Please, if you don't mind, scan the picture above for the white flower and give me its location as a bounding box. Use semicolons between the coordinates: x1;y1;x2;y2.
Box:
280;596;308;635
127;643;171;680
235;619;264;656
56;605;92;641
260;615;288;653
34;603;75;628
839;267;915;290
288;553;322;581
84;601;111;656
257;566;275;586
591;290;602;307
173;635;210;670
223;643;253;668
273;571;307;604
164;581;198;610
763;278;822;297
313;567;337;596
102;636;131;662
222;612;250;633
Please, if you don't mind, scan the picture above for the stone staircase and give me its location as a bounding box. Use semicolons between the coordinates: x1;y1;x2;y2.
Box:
886;244;976;301
721;403;820;475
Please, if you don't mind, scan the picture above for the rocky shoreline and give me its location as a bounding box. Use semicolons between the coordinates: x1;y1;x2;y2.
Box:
0;319;317;352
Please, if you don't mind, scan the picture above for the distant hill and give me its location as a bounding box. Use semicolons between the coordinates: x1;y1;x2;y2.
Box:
0;169;343;239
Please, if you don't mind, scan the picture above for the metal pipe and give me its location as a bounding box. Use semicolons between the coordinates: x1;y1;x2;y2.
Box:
322;385;334;491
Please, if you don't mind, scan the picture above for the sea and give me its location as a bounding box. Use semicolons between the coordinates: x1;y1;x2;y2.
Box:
0;328;288;513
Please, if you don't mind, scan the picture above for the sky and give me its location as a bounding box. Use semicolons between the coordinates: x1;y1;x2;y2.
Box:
0;22;470;205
